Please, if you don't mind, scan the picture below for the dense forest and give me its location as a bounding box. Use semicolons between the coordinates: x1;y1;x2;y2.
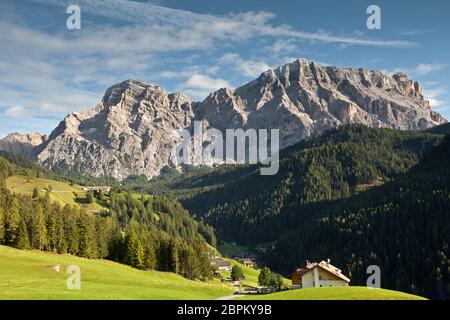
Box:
0;155;216;280
183;125;444;243
268;135;450;299
176;125;450;298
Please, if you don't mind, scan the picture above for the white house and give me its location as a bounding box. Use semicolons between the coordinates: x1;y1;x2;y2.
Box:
291;260;350;288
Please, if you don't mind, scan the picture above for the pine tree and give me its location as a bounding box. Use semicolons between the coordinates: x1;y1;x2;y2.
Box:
0;205;5;243
144;241;157;270
125;231;144;269
78;212;97;258
5;197;21;245
65;207;80;255
167;239;179;273
31;204;47;250
54;205;67;253
95;216;111;258
45;203;57;252
15;219;30;249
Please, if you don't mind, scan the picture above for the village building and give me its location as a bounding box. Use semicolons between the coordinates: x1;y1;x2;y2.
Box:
291;260;350;288
210;257;232;272
239;258;255;269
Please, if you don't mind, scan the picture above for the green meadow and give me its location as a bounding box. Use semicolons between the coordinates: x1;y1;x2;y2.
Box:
0;245;233;300
5;175;107;213
240;286;426;300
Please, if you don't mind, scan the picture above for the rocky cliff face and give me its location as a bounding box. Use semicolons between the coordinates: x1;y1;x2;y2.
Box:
196;60;446;148
0;132;47;158
34;80;194;180
31;59;446;180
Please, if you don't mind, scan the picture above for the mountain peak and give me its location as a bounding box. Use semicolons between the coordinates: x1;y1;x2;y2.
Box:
31;59;446;180
0;132;47;158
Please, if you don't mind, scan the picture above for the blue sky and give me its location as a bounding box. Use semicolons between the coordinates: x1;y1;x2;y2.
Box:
0;0;449;137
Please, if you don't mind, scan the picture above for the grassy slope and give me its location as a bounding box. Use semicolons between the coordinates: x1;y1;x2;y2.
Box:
5;175;106;213
0;245;233;300
240;287;426;300
218;258;292;288
219;259;261;287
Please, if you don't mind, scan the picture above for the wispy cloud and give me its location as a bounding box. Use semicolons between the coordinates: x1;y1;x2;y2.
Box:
180;74;231;100
28;0;417;48
398;29;434;36
413;64;447;76
219;53;271;78
422;86;447;108
385;63;447;77
4;106;27;118
0;0;423;135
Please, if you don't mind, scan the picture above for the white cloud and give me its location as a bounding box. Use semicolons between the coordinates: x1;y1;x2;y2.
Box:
387;63;447;77
28;0;416;48
4;106;27;118
219;53;271;78
0;0;420;135
398;29;434;36
270;39;298;55
414;64;447;76
422;87;446;108
184;74;230;91
180;74;231;100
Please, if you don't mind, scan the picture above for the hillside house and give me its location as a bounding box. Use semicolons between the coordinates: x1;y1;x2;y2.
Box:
211;257;232;272
239;258;254;269
291;260;350;288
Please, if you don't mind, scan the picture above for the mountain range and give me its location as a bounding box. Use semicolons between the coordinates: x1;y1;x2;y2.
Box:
0;59;446;180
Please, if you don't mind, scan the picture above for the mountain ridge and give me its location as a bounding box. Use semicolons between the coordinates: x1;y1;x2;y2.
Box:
1;59;446;180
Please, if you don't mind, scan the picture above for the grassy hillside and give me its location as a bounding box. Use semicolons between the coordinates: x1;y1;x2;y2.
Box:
218;259;261;287
5;175;106;213
240;287;426;300
216;258;291;289
0;245;233;300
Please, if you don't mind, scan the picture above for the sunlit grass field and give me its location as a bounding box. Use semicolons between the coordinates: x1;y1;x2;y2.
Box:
0;245;233;300
239;286;426;300
5;175;107;213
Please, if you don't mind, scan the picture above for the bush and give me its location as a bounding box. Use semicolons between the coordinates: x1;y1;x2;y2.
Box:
231;265;244;281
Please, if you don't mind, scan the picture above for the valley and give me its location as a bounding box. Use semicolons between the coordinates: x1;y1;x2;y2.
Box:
0;59;449;301
1;0;449;305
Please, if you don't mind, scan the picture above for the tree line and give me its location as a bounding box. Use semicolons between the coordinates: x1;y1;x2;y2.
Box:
0;155;216;281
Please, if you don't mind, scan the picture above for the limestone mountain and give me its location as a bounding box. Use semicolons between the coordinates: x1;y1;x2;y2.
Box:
196;60;445;148
0;132;48;158
34;80;194;180
24;59;447;180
